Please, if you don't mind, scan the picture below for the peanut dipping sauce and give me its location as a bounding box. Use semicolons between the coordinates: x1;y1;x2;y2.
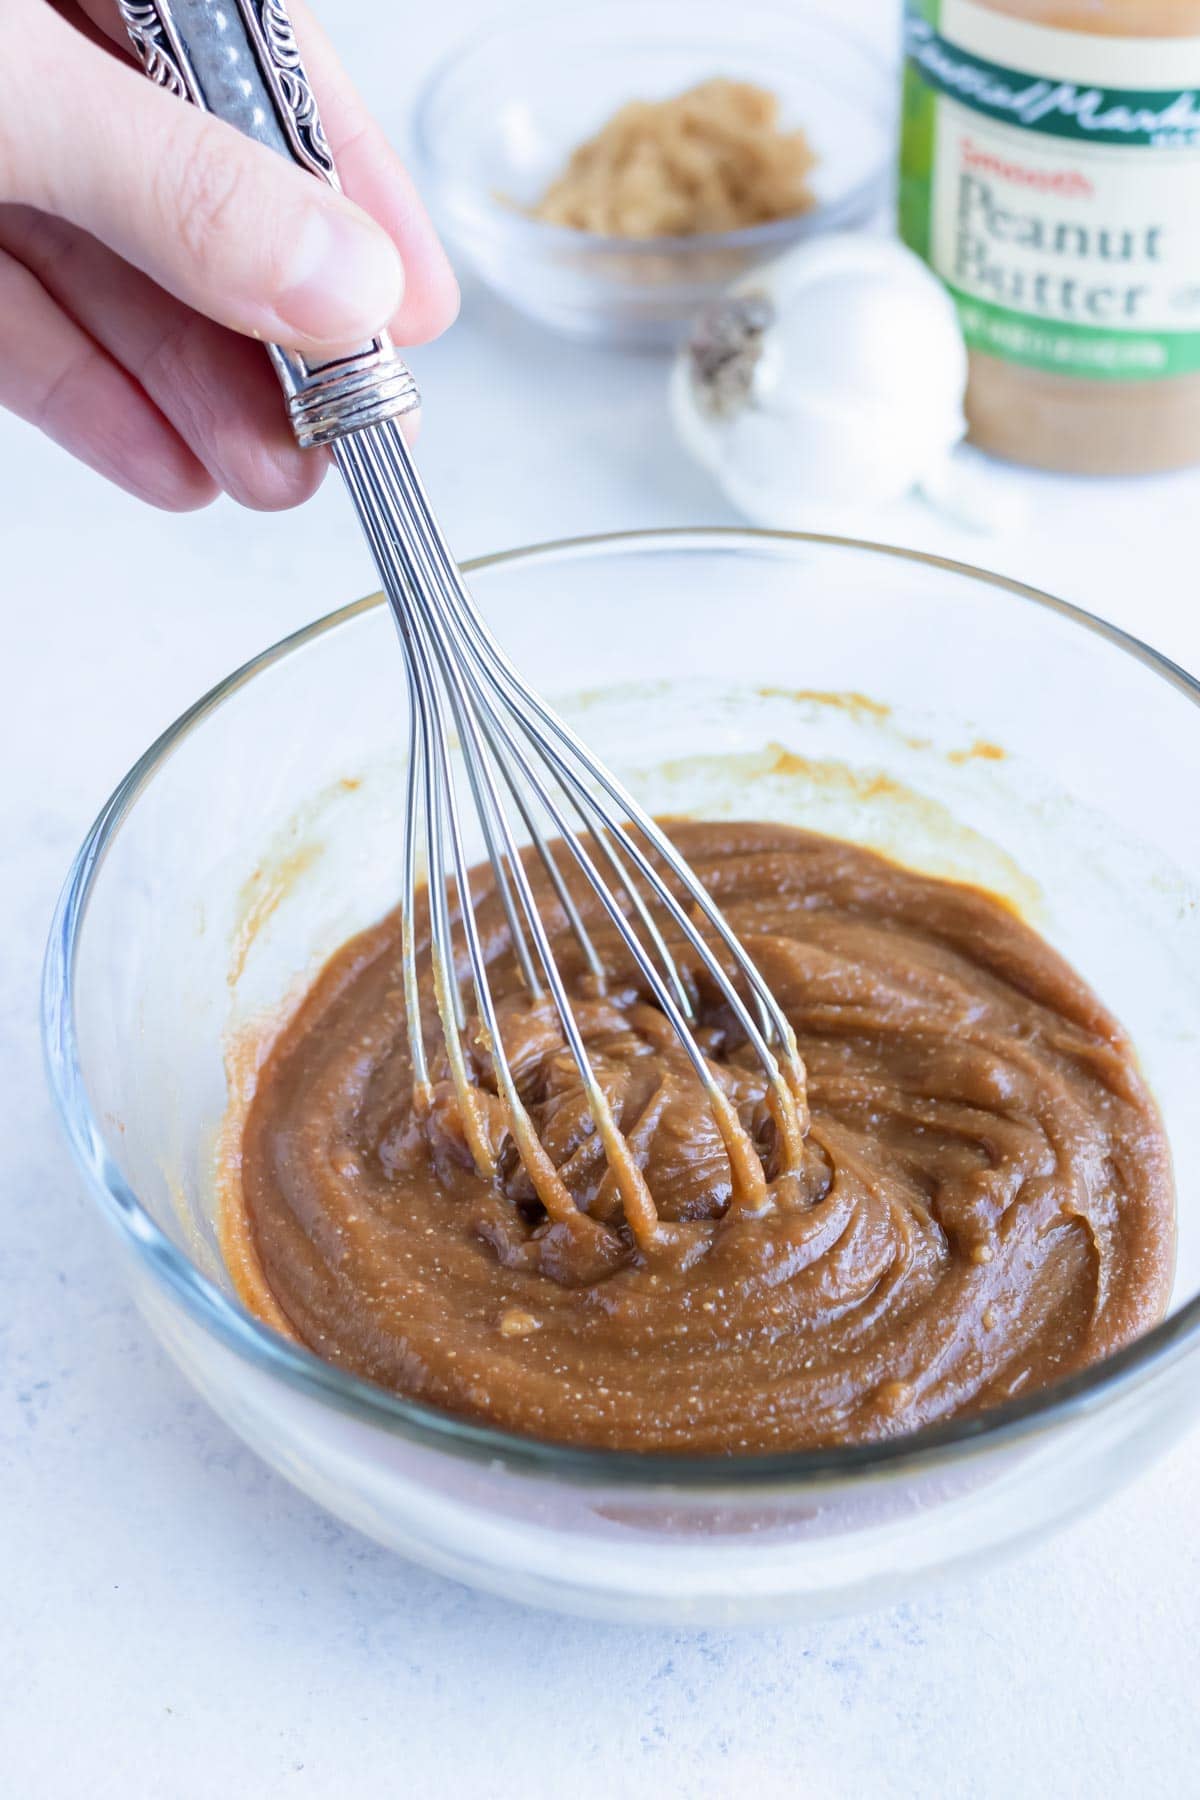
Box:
230;822;1174;1454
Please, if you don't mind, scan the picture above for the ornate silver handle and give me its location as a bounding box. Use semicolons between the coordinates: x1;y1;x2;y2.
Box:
117;0;419;447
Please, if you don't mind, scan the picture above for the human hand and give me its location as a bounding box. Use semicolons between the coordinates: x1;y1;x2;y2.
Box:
0;0;459;510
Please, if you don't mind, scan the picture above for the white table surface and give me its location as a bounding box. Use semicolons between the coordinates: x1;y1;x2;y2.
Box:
5;2;1199;1794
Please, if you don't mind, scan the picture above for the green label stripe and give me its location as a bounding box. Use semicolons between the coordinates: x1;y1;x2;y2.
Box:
904;5;1200;147
899;65;937;259
898;0;941;264
948;283;1200;378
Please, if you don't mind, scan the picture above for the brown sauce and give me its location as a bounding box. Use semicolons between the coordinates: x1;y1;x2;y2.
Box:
229;822;1174;1453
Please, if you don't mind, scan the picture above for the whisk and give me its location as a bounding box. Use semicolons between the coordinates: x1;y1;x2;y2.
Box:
119;0;807;1246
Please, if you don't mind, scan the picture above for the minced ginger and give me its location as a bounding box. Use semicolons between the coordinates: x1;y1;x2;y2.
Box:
531;78;817;238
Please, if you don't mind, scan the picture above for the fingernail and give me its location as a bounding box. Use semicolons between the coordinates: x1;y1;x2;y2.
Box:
274;208;403;346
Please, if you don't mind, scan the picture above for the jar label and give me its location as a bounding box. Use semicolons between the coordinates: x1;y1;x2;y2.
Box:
900;0;1200;378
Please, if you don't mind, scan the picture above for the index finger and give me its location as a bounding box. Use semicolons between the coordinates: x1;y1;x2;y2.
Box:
79;0;459;345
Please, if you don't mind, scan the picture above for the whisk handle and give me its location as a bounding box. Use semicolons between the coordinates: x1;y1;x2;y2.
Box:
114;0;420;448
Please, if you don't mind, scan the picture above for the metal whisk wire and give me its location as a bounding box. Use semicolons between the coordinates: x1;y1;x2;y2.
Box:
113;0;808;1248
334;420;808;1240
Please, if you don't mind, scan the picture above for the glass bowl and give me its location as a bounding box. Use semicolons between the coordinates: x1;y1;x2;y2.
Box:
43;529;1200;1625
410;1;892;348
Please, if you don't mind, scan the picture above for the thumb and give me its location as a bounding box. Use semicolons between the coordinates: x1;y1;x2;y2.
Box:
5;5;405;356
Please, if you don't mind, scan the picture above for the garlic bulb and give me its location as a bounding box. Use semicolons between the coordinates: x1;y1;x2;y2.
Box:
671;235;968;528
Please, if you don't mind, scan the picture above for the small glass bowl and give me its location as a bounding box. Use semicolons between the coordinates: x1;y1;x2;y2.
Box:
43;530;1200;1624
410;0;893;348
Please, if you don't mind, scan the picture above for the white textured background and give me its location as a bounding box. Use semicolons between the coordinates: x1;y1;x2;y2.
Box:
4;2;1199;1794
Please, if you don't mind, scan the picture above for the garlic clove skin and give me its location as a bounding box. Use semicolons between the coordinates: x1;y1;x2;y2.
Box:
714;394;951;525
672;234;968;526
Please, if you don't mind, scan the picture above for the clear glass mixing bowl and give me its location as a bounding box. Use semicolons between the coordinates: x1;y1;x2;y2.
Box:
43;530;1200;1625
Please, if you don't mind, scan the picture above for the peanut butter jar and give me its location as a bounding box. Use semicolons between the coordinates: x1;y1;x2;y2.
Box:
900;0;1200;473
